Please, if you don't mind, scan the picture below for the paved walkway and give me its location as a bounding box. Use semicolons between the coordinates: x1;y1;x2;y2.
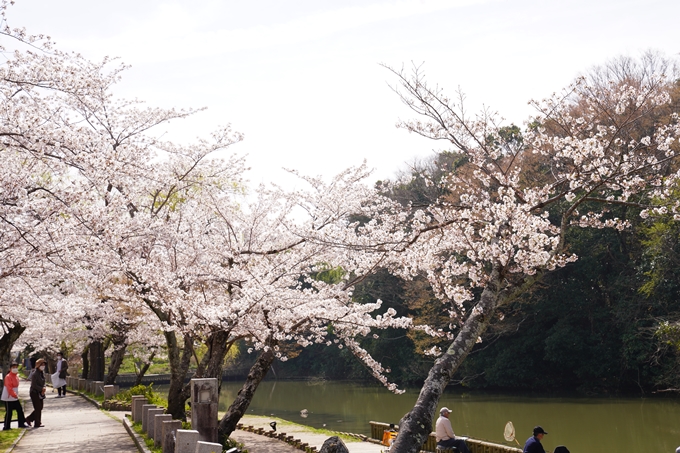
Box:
12;383;138;453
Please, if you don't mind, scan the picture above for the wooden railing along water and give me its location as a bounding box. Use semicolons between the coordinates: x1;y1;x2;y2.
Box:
370;421;522;453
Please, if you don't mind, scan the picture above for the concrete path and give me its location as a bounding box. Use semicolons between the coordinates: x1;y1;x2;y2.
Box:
12;383;138;453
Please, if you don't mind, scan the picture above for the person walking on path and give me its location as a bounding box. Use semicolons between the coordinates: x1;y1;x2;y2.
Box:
435;407;471;453
51;352;68;398
25;358;46;428
523;426;548;453
13;380;139;453
2;361;29;430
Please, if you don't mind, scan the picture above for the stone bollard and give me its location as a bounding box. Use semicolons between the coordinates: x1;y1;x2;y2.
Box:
175;429;200;453
103;384;119;400
77;378;86;391
190;378;218;443
153;414;173;446
132;397;149;423
162;419;182;453
195;441;223;453
141;405;158;432
147;408;165;437
92;380;105;395
131;396;147;421
85;380;93;393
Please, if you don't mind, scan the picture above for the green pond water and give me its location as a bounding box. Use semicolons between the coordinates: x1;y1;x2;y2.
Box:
162;380;680;453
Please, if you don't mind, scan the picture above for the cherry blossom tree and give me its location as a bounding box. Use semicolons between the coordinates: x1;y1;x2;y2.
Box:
381;64;680;453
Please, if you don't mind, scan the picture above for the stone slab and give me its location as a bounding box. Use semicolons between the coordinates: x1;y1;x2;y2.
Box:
175;429;200;453
190;378;219;443
131;395;147;421
153;414;173;445
147;408;165;437
92;380;105;396
195;441;223;453
141;404;157;432
103;384;120;399
162;419;183;452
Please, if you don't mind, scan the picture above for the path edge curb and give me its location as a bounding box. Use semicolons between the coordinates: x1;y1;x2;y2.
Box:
4;427;27;453
123;416;153;453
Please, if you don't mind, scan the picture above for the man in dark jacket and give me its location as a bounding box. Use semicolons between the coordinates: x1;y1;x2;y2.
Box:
523;426;548;453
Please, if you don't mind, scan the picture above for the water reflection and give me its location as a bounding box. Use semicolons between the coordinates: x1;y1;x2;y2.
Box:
160;381;680;453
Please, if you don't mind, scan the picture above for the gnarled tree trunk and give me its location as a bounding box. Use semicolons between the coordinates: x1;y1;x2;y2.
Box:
105;341;127;385
0;321;25;377
217;346;276;443
196;330;233;392
81;343;90;379
134;350;156;386
165;331;193;420
390;274;503;453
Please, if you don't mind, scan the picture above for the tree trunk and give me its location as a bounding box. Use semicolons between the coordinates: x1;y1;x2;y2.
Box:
134;350;156;386
89;340;105;381
196;330;232;392
217;347;275;443
0;321;25;377
105;342;127;385
81;344;90;379
165;331;193;420
390;276;503;453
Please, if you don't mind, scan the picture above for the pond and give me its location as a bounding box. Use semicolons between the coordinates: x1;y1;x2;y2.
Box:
161;380;680;453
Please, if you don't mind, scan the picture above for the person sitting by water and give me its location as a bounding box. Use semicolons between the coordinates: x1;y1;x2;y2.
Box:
523;426;548;453
553;446;570;453
435;407;470;453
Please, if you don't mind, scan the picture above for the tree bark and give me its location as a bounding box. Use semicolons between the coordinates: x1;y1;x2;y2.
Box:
196;330;232;392
390;274;503;453
134;350;156;386
81;344;90;379
217;347;275;443
0;321;25;377
105;342;127;385
165;331;193;420
89;340;105;381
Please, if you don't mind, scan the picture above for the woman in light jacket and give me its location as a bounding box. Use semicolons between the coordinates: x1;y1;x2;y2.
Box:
2;361;29;429
25;358;46;428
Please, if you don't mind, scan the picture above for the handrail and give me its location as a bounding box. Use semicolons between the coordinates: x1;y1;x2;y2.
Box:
369;421;522;453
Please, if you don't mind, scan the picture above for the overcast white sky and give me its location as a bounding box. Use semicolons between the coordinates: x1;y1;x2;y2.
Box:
5;0;680;187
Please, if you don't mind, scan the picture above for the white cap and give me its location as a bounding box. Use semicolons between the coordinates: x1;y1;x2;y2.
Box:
440;407;451;415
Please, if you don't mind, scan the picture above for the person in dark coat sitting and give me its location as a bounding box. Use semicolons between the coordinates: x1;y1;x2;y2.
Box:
523;426;548;453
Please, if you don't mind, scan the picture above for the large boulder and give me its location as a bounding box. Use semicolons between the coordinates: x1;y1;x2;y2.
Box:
319;436;350;453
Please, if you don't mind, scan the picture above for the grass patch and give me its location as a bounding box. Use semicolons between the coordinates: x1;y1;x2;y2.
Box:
131;420;162;453
111;384;167;408
0;426;24;450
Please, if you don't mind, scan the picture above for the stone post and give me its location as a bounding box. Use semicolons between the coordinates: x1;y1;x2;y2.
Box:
141;404;157;432
153;414;173;446
77;378;86;391
131;396;147;421
195;441;223;453
175;429;200;453
147;408;165;436
103;384;119;399
190;378;218;443
91;380;104;395
162;419;183;452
